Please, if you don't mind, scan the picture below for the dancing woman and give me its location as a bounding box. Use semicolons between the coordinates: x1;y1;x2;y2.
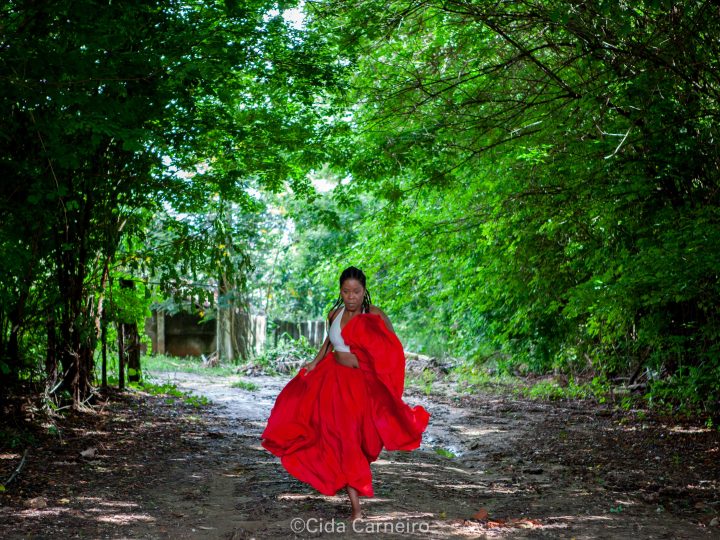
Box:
261;266;430;520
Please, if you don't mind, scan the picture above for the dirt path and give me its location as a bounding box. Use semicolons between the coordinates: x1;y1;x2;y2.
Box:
2;371;718;539
135;371;718;539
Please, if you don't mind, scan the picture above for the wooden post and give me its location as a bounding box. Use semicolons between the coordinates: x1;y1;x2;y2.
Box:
156;309;165;355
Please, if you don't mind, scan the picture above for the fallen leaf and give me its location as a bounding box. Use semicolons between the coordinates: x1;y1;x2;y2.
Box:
473;508;489;520
514;518;542;529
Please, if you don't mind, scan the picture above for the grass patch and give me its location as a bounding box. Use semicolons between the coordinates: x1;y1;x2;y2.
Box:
230;379;258;391
405;370;437;395
129;379;210;407
406;369;436;396
142;354;237;377
450;363;515;394
434;447;456;459
94;352;239;385
517;375;610;403
96;375;211;408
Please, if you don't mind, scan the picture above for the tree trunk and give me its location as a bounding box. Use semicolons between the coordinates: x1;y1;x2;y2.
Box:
76;344;94;406
5;302;25;390
101;316;107;389
118;322;125;391
120;279;141;383
56;274;95;407
46;312;58;389
98;261;111;390
126;322;140;383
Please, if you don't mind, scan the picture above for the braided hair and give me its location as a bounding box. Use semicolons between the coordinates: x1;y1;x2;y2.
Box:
328;266;372;320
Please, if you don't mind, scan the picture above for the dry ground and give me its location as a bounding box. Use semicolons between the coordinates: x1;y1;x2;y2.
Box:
1;370;718;539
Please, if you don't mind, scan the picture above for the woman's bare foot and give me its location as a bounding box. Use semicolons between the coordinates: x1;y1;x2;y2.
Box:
347;486;362;520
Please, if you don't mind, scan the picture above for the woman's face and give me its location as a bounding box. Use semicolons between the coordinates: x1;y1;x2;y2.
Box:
341;278;365;311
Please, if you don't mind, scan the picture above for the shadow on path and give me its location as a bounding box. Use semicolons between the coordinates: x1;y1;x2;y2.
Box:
143;371;718;539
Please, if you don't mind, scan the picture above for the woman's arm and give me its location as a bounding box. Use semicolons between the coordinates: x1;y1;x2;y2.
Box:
303;335;332;372
369;305;395;334
302;308;339;372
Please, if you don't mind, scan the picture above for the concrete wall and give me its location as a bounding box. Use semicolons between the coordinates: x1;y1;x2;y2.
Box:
146;310;324;359
272;319;325;348
147;311;216;357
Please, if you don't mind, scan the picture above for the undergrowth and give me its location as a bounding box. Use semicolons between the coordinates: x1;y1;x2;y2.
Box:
141;354;236;377
114;376;210;408
252;334;318;374
517;376;611;403
451;357;719;428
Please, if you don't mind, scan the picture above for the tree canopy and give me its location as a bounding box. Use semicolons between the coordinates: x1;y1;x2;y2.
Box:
1;0;719;415
0;0;342;403
289;0;719;411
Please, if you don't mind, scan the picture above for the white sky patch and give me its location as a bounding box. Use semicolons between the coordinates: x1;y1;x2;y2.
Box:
263;2;306;31
283;6;306;31
309;169;352;192
247;186;262;200
311;176;334;193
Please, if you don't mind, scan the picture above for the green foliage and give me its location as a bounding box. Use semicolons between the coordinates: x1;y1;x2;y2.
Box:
1;0;343;403
246;172;370;321
520;376;611;402
418;369;436;396
253;334;317;373
434;447;456;459
452;363;515;394
128;379;209;408
182;394;211;408
128;354;236;378
105;276;153;326
0;428;37;451
2;0;719;417
645;363;720;415
230;379;259;391
293;0;720;413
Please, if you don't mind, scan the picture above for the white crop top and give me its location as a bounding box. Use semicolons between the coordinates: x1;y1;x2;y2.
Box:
328;306;351;352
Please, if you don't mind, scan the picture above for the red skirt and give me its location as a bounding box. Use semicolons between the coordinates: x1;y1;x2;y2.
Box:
261;314;429;497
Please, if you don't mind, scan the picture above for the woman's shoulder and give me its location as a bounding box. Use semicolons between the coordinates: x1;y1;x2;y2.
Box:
329;307;343;320
368;305;395;332
368;305;387;316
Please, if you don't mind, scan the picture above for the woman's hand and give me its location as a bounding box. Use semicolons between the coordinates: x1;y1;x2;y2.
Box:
303;335;331;373
302;359;319;372
333;350;360;369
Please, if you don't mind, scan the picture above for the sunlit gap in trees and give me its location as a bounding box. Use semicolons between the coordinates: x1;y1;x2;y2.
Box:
264;3;306;31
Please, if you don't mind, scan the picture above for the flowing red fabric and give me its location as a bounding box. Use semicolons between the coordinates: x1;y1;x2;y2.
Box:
261;313;430;497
